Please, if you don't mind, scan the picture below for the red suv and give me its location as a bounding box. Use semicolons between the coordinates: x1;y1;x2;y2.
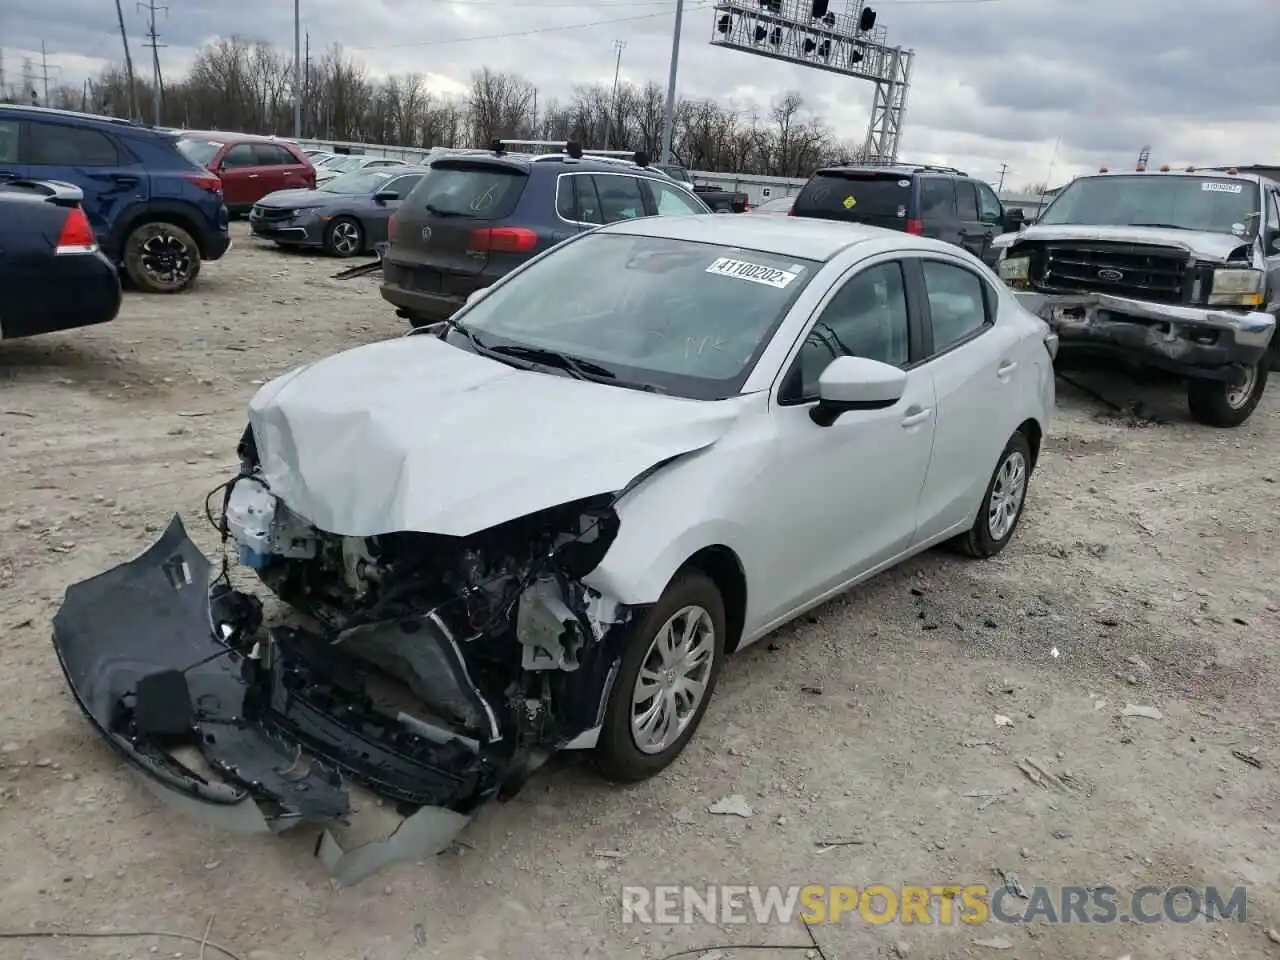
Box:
176;132;315;215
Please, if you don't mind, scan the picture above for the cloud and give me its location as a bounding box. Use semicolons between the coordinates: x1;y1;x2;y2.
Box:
2;0;1277;189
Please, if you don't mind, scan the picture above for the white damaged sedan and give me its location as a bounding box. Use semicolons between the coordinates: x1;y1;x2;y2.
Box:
51;215;1056;863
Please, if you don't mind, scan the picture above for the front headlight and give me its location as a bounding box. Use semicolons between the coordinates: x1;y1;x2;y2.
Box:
290;207;316;218
1208;268;1264;306
999;256;1031;283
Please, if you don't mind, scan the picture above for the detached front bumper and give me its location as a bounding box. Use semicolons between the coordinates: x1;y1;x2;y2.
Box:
50;515;487;883
1014;290;1275;380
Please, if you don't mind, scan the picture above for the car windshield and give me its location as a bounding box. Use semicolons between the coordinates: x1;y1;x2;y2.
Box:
321;169;395;194
321;156;360;172
453;232;820;400
1039;175;1262;238
176;139;223;166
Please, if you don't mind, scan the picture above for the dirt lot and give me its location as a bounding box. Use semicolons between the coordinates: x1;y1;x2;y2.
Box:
1;223;1278;960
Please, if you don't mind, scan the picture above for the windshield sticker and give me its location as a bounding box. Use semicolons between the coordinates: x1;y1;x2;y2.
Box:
842;195;856;209
706;257;799;289
1202;182;1243;194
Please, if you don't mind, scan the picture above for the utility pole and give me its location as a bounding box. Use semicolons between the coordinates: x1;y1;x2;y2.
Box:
138;0;168;127
659;0;684;165
39;41;59;106
996;162;1008;193
292;0;301;137
21;57;36;105
608;39;625;148
303;32;310;138
0;48;7;102
113;0;139;120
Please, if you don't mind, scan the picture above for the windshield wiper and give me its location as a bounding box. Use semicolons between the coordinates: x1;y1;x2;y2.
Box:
439;316;488;351
424;203;465;218
485;344;617;381
1128;222;1188;230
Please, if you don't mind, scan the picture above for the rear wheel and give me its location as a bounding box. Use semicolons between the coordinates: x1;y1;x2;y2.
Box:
325;216;363;258
1187;361;1268;427
953;431;1033;559
122;222;200;293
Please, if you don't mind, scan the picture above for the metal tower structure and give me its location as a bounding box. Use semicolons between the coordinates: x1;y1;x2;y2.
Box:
1136;144;1151;171
710;0;914;165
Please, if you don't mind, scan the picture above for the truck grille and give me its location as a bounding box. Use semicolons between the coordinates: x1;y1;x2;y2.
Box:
1035;242;1188;304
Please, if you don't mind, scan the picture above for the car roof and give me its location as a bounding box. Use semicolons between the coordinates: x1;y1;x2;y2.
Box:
430;151;687;179
1078;169;1271;187
597;214;938;262
813;163;971;179
0;103;151;133
177;130;296;145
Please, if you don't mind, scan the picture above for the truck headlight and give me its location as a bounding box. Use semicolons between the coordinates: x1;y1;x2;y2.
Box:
999;256;1030;283
1208;268;1264;306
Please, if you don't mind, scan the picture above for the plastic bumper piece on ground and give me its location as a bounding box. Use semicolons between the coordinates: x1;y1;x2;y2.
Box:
49;514;473;884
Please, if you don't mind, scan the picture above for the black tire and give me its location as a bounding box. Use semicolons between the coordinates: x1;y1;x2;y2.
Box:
122;222;201;293
952;431;1034;559
406;313;438;330
324;216;363;258
1187;361;1268;427
594;571;726;783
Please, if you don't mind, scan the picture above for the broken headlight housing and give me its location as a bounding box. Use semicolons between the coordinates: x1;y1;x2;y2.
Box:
998;255;1030;283
1208;268;1264;307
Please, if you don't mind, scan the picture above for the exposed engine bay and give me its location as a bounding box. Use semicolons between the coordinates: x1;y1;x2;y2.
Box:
48;422;638;880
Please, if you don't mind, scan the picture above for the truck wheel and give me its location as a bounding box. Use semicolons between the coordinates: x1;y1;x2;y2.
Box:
123;222;201;293
1187;361;1268;427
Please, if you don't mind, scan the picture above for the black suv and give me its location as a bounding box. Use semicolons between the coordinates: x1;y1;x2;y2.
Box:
379;140;713;327
790;163;1025;267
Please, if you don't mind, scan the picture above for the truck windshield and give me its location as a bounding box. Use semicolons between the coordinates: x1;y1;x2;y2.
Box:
1039;175;1261;238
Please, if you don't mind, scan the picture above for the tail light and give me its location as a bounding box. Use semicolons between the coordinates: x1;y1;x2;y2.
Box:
54;207;98;255
787;207;796;216
905;218;924;235
469;226;538;253
181;172;223;194
387;213;397;243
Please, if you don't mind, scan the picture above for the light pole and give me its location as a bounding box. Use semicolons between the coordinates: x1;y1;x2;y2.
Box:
293;0;302;138
659;0;684;165
608;39;626;147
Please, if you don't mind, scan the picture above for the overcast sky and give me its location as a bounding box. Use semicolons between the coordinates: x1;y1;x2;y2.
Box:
1;0;1277;190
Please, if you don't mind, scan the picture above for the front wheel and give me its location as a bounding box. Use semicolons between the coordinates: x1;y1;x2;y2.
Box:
953;431;1033;559
325;216;363;258
593;571;726;783
122;222;200;293
1187;361;1267;427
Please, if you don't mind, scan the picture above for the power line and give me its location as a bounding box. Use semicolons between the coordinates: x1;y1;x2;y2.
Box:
38;41;59;105
138;0;168;126
346;4;713;50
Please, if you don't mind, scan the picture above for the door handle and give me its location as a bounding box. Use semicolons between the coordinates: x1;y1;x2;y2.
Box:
901;407;934;428
247;174;259;179
997;360;1018;377
112;174;139;185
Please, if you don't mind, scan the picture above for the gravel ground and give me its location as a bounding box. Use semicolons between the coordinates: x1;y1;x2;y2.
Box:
1;223;1278;960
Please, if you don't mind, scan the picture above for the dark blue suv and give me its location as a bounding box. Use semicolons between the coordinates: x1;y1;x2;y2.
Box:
0;105;231;293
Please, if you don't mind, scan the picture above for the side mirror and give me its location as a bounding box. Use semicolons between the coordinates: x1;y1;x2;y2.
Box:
373;191;399;204
810;356;906;427
1002;208;1025;232
1267;228;1280;255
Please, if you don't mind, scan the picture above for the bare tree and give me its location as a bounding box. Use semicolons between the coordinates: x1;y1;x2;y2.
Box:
72;39;859;175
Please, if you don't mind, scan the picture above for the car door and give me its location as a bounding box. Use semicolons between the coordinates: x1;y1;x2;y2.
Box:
214;143;258;207
910;256;1024;541
954;180;988;258
255;143;309;194
366;172;422;244
917;176;958;245
0;117;27;183
974;181;1005;264
26;118;145;245
639;177;711;216
750;257;938;624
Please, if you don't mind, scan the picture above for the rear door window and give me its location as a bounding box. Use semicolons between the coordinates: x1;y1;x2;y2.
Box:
591;175;646;222
222;144;256;168
28;122;119;166
919;177;955;219
415;162;528;220
254;144;298;166
0;120;20;163
793;171;913;225
955;180;979;220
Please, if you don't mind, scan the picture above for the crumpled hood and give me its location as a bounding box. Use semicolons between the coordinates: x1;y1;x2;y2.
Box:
255;188;322;209
1011;223;1254;262
247;335;744;538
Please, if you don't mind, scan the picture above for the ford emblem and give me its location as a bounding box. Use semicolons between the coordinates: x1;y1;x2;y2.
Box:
421;226;432;242
1097;268;1124;282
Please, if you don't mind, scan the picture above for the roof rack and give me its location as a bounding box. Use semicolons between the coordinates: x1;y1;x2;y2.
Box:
489;139;651;167
0;103;139;126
